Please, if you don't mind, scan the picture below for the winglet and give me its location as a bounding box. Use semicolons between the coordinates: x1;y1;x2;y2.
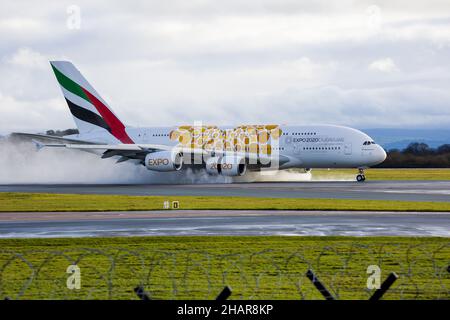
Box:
31;139;45;151
31;140;66;151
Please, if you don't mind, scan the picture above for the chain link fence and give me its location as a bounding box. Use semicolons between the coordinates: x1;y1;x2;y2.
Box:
0;242;449;300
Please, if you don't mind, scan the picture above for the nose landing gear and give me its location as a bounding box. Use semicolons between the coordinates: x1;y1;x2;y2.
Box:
356;168;366;182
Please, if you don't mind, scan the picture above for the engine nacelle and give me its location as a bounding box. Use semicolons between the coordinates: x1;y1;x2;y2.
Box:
219;156;246;176
205;157;221;175
145;151;183;172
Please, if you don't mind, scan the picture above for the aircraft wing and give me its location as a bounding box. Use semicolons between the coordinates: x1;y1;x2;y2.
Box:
31;142;173;163
10;132;100;145
27;138;289;166
12;132;174;163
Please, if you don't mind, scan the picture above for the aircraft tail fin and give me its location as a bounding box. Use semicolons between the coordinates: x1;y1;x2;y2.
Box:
49;61;134;144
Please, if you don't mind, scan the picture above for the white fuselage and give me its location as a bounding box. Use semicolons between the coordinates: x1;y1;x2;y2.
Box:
69;124;387;170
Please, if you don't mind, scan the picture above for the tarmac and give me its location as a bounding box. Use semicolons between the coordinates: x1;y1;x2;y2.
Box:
1;180;450;201
0;210;448;238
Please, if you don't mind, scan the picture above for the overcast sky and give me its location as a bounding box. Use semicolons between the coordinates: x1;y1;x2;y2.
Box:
1;0;450;134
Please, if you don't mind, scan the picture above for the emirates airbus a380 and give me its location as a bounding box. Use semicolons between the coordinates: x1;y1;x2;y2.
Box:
15;61;386;182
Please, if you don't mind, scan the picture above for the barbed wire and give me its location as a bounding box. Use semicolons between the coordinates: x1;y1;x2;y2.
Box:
0;242;448;300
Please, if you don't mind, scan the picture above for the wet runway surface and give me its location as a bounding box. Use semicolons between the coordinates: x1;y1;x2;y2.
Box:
0;210;448;238
1;181;450;202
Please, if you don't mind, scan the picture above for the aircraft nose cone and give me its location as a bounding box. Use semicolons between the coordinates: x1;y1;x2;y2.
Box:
374;145;387;164
381;147;387;161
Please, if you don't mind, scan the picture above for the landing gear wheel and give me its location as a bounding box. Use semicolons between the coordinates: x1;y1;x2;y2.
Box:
356;167;366;182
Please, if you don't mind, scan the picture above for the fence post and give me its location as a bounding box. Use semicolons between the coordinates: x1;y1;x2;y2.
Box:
369;272;398;301
216;286;232;301
134;285;151;300
305;269;335;300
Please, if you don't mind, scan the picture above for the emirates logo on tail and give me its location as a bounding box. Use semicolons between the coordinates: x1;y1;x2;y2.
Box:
50;61;134;144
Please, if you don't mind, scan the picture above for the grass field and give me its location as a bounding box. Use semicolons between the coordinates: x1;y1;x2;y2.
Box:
0;168;448;300
1;192;450;212
312;168;450;180
0;236;448;300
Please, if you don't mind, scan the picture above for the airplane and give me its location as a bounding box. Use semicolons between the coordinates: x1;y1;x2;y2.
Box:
14;61;387;182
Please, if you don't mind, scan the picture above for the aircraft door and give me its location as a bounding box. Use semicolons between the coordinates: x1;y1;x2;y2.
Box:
285;136;294;154
344;143;352;155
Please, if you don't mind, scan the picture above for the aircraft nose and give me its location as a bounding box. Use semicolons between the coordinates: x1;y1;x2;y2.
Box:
374;145;387;164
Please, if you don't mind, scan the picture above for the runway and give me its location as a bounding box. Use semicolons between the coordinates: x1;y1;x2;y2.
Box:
1;180;450;202
0;210;449;238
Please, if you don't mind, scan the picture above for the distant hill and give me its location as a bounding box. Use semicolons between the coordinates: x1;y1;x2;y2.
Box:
362;128;450;151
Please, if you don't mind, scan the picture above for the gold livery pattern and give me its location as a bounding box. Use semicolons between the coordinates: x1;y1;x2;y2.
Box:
169;125;283;155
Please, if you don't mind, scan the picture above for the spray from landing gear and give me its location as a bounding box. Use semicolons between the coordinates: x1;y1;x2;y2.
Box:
234;169;312;182
0;136;356;184
233;168;355;182
0;137;231;185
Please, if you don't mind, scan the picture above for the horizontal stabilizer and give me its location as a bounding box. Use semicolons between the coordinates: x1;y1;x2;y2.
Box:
11;132;99;145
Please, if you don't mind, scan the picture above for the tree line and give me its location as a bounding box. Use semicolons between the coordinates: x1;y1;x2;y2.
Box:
376;142;450;168
46;129;79;137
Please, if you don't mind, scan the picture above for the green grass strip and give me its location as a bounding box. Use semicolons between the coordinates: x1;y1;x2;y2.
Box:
0;193;450;212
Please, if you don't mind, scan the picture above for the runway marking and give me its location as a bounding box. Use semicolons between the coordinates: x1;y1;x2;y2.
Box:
0;210;449;222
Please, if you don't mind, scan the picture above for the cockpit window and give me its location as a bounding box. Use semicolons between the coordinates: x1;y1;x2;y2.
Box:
363;141;376;145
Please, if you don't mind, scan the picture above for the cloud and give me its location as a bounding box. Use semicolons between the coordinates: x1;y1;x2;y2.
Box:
1;0;450;133
5;47;48;69
0;92;73;133
368;58;398;73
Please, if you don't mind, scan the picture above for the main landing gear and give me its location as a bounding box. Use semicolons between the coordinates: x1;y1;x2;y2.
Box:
356;168;366;182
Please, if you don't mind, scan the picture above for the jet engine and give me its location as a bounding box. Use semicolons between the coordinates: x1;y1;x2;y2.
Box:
205;157;222;175
220;156;246;176
145;151;183;172
206;156;246;176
